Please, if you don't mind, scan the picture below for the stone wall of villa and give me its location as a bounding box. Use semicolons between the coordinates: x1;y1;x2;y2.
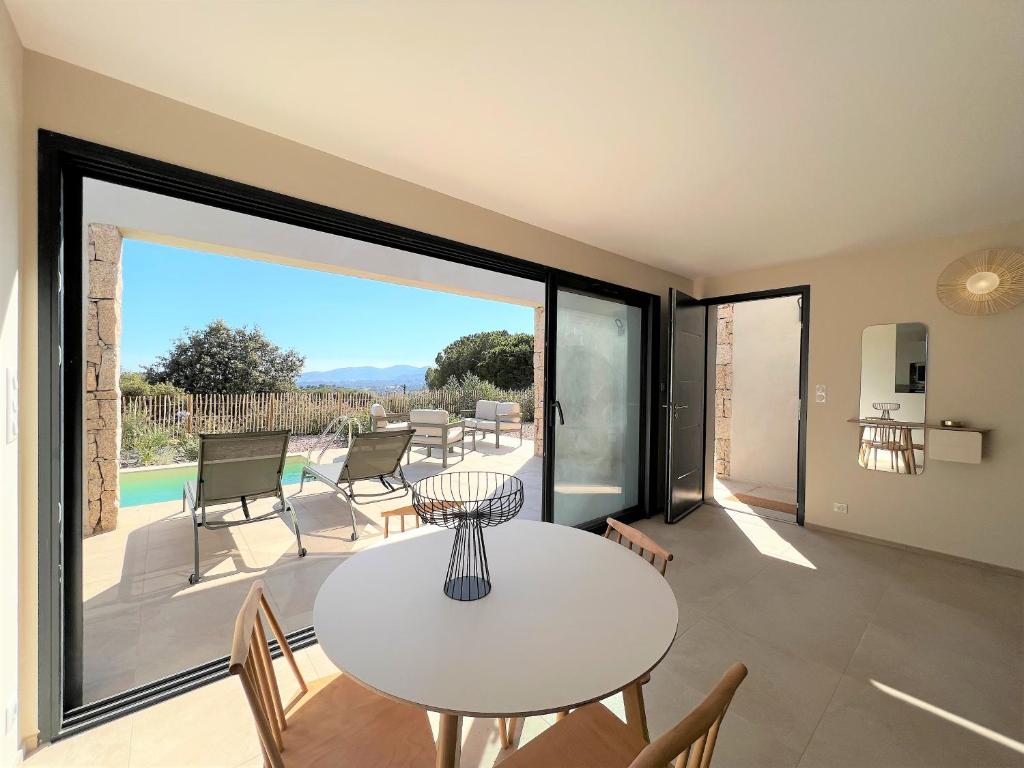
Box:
714;303;733;478
85;224;123;536
533;306;544;456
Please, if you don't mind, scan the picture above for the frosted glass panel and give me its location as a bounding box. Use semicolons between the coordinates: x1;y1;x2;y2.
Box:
553;291;641;526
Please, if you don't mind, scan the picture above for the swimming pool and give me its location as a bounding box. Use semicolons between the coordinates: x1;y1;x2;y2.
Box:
119;456;308;508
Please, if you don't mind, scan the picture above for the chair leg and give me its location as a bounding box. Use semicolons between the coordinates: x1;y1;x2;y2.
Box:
623;680;650;744
282;489;306;557
442;445;448;469
188;504;203;585
384;516;390;539
345;486;359;541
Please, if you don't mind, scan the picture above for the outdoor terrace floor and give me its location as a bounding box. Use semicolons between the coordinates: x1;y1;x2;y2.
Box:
82;437;541;704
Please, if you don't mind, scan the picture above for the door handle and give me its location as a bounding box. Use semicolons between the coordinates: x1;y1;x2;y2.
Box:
552;400;565;425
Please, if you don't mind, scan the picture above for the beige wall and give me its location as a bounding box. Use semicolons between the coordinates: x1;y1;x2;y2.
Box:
698;222;1024;572
17;51;692;743
729;296;801;489
0;1;21;763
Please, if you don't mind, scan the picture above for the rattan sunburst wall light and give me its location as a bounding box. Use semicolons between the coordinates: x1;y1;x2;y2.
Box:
936;248;1024;315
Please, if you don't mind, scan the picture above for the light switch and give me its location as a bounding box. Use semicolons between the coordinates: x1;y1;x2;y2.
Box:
6;368;17;444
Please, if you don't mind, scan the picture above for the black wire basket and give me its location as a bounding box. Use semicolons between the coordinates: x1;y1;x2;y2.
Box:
412;471;524;601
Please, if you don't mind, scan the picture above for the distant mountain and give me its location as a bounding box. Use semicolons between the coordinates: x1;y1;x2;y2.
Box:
298;365;428;390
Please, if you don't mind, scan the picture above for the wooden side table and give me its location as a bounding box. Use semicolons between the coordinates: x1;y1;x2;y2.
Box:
381;504;421;538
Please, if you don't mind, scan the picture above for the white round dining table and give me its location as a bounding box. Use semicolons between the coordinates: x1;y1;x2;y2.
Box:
314;519;678;768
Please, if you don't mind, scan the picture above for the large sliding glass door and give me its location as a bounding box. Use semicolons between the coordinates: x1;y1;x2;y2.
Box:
545;281;654;528
38;132;660;741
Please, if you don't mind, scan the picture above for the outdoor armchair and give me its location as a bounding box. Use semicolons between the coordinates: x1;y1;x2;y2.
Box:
184;429;302;585
406;409;466;468
464;400;524;448
369;403;411;432
297;429;415;541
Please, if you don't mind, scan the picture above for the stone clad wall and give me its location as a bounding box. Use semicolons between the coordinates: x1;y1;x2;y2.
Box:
85;224;123;536
714;303;733;478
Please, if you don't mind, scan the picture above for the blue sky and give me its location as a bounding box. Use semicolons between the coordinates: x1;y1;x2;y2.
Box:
121;240;534;372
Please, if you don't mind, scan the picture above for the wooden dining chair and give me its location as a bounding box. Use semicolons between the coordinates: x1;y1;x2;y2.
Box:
500;663;747;768
604;518;674;576
229;580;436;767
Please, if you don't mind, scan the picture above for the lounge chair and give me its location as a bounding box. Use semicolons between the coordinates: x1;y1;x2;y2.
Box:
184;430;302;585
369;403;410;432
406;408;466;468
464;400;524;448
296;429;415;541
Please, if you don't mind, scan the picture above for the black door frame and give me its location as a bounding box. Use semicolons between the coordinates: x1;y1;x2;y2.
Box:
542;274;660;530
36;130;663;740
697;285;811;526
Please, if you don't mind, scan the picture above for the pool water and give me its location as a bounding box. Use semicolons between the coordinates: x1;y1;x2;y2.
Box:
119;456;309;508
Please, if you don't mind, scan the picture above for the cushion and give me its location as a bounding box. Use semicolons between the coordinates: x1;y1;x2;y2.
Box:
369;403;387;418
497;401;522;418
412;427;464;446
382;422;409;431
474;400;499;420
410;409;449;425
472;420;521;432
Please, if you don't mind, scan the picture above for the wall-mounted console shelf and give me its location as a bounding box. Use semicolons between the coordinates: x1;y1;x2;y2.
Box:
847;419;988;464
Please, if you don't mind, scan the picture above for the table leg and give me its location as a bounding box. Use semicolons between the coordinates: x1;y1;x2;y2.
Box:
622;680;650;744
436;713;462;768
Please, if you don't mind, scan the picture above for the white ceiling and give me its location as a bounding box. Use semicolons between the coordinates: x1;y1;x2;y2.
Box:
9;1;1024;278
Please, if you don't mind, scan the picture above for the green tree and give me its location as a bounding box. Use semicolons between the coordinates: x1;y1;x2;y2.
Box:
425;330;534;390
144;320;305;394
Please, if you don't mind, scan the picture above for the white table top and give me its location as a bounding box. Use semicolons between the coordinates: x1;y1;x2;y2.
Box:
313;519;678;717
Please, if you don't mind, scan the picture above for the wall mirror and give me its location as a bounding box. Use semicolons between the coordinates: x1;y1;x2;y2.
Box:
858;323;927;474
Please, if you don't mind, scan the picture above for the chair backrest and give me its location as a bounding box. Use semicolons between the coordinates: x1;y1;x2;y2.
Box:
604;518;674;576
369;403;388;430
196;430;290;505
410;409;449;438
474;400;499;420
629;663;748;768
229;580;308;768
496;401;522;421
340;429;415;482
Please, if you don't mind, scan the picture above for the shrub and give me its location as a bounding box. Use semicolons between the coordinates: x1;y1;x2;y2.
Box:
120;372;185;398
439;373;535;421
121;410;176;465
177;432;200;462
133;425;173;466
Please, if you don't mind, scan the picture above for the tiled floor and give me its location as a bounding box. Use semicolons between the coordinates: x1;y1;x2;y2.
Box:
40;504;1023;767
82;438;541;703
713;477;798;519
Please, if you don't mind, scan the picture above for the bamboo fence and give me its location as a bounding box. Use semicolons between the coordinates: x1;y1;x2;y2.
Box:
121;386;534;437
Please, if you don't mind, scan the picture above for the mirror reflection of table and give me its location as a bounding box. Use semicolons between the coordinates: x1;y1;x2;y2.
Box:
855;419;920;473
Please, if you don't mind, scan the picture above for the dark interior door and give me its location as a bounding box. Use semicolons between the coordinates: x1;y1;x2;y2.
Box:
665;289;706;522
